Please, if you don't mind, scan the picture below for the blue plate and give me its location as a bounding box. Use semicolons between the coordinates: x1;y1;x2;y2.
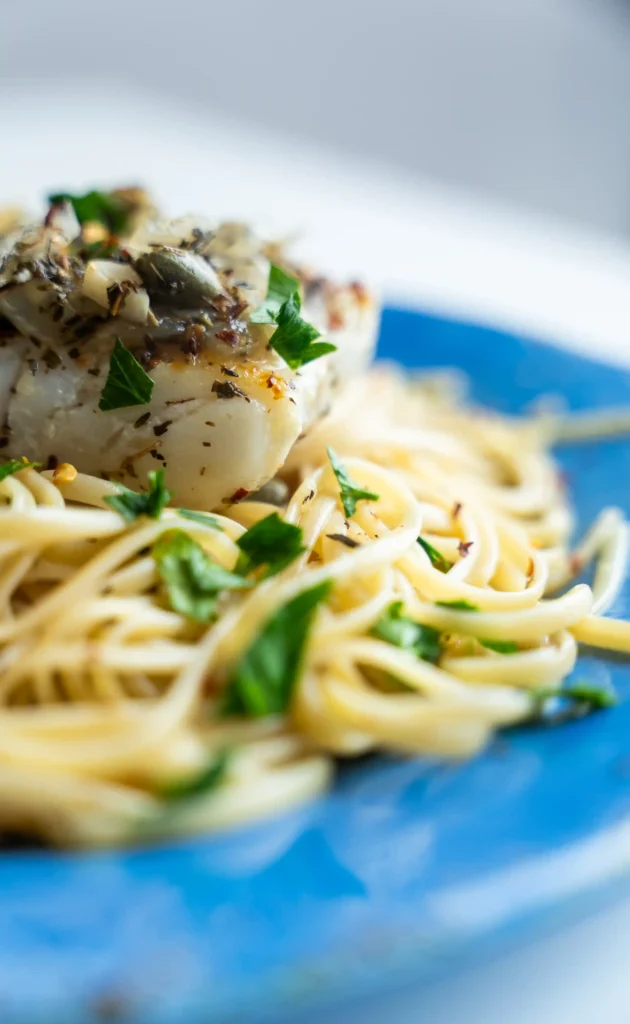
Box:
3;306;630;1024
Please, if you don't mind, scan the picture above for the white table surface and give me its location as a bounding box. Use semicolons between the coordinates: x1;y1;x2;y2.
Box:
2;82;630;1024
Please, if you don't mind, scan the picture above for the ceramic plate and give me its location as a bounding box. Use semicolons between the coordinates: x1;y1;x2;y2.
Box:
3;307;630;1024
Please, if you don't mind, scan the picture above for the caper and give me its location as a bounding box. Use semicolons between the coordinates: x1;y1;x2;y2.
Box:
135;248;223;305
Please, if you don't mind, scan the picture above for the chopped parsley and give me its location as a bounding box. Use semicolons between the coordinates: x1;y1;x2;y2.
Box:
236;513;305;579
327;447;379;518
104;469;172;522
0;459;39;482
371;601;441;664
436;599;479;612
250;264;336;369
178;509;223;530
99;338;154;411
480;639;519;654
250;265;300;323
270;294;336;369
159;748;230;803
417;536;451;573
153;529;253;623
529;681;617;724
48;189;131;235
78;239;121;261
221;581;331;716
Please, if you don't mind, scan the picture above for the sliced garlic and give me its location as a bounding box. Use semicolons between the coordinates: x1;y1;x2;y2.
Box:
82;260;150;324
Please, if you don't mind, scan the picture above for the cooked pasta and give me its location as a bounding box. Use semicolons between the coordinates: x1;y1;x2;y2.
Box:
0;367;627;847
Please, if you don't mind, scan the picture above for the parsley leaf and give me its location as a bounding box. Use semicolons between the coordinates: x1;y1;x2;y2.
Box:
436;599;479;612
236;513;305;579
417;536;451;573
153;529;253;622
270;294;337;369
327;446;379;518
371;601;441;663
48;189;131;235
159;748;230;803
480;639;519;654
250;265;300;324
105;469;172;522
250;264;336;369
78;239;121;261
221;581;331;716
178;509;223;530
528;681;617;725
534;682;617;712
0;459;40;482
99;338;154;411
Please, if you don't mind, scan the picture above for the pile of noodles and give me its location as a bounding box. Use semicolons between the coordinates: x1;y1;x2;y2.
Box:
0;368;628;847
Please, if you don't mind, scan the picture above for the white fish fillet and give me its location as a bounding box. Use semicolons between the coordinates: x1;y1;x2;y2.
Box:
0;195;377;508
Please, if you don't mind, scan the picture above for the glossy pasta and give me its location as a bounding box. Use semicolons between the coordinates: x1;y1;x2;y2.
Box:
0;368;627;847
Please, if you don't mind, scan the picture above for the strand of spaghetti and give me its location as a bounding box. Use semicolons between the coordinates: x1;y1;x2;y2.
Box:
571;615;630;652
318;637;530;719
441;630;577;688
551;407;630;442
406;584;593;640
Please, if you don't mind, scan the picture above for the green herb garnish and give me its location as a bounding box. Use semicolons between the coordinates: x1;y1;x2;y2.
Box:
250;265;300;324
153;529;253;623
160;748;230;803
236;513;305;579
327;446;379;518
48;189;131;235
105;469;172;523
534;682;617;713
221;581;331;716
270;294;336;369
178;509;223;530
417;536;451;573
371;601;441;664
251;264;336;369
480;638;519;654
79;239;121;261
99;338;154;411
436;599;479;612
0;459;40;482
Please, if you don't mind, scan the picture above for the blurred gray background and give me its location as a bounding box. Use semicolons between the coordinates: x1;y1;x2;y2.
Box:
1;0;630;233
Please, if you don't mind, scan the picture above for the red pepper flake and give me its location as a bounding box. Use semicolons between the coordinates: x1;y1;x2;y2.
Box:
328;310;344;330
569;553;583;575
181;323;205;357
349;280;370;306
265;372;288;399
226;488;249;503
215;328;239;346
458;541;474;557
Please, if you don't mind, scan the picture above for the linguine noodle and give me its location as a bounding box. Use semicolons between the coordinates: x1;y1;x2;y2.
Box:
0;367;628;847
